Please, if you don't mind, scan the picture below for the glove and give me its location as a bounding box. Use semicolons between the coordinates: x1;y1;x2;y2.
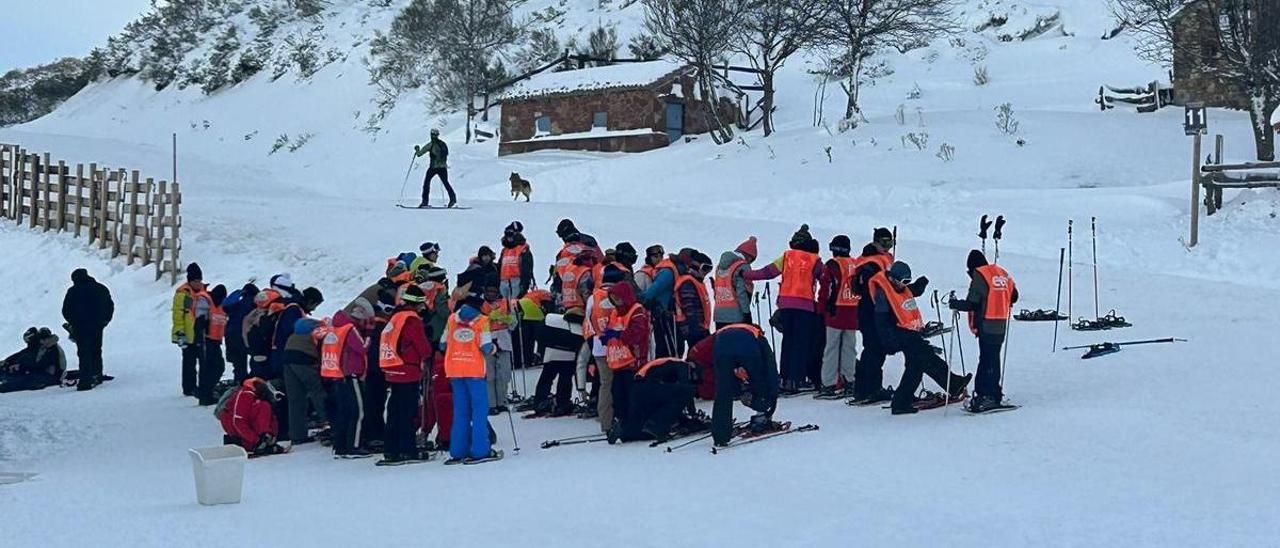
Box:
948;298;963;311
413;145;421;155
908;276;930;296
175;334;187;348
599;329;621;344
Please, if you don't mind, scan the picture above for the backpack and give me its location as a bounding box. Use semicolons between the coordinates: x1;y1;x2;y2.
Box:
244;308;276;357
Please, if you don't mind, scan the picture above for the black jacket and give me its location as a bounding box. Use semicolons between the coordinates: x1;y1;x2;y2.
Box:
62;270;114;334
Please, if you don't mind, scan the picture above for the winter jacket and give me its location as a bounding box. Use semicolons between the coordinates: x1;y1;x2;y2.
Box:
345;279;394;321
415;137;449;169
744;255;823;312
387;310;431;384
712;251;754;325
818;259;859;330
501;233;536;293
3;339;65;378
281;319;321;367
676;275;710;341
686;335;717;400
872;278;929;354
640;263;676;312
220;386;278;450
854;249;893;323
62;270;114;337
539;313;583;363
171;282;203;343
269;302;306;373
950;272;1020;336
331;311;369;378
426;288;450;343
607;283;651;368
457;260;499;297
222;289;257;353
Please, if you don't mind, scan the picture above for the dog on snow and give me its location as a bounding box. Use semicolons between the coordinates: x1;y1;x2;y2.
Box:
509;172;532;202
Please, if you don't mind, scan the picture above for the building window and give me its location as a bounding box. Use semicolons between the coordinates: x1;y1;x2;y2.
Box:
535;115;551;136
593;111;608;129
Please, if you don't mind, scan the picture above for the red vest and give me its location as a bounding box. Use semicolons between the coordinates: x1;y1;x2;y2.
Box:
499;244;526;281
833;256;859;307
868;271;924;331
779;250;819;301
320;324;359;379
713;259;751;313
969;264;1015;334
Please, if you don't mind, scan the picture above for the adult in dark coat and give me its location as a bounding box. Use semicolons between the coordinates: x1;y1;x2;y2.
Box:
61;269;113;391
710;326;779;446
0;328;66;393
221;283;260;383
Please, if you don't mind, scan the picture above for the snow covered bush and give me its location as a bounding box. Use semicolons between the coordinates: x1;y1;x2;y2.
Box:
582;26;620;63
201;27;241;94
995;102;1019;135
973;65;989;86
902;132;929;150
270;133;290;155
628;32;667;60
936;142;955;161
0;57;96;126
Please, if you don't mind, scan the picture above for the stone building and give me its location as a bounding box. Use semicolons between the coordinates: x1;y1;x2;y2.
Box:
1169;1;1248;108
497;60;729;156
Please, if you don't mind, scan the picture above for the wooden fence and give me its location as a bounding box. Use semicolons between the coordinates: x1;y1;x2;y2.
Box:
0;144;183;284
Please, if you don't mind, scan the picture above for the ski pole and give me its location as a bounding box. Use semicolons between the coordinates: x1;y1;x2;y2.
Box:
1091;217;1100;320
397;154;416;206
891;225;898;256
979;215;991;255
753;291;762;327
665;432;713;452
505;407;520;453
1067;220;1074;321
1053;247;1064;352
764;283;777;350
513;299;528;397
932;290;952;415
993;215;1005;264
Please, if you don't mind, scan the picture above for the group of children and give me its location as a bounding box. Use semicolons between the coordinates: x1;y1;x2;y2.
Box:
190;217;1018;465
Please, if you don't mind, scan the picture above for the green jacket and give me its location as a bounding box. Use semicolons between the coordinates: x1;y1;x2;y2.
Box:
415;138;448;169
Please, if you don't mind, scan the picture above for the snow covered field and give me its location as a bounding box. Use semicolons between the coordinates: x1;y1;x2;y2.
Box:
2;0;1279;545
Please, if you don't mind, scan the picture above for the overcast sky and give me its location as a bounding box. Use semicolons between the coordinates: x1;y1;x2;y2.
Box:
0;0;153;72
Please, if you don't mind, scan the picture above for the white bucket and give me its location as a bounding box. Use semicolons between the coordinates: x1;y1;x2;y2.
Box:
188;445;248;505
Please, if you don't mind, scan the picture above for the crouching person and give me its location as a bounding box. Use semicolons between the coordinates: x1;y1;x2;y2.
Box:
219;378;286;457
612;358;703;444
444;295;502;465
319;305;374;458
710;324;780;447
1;327;66;393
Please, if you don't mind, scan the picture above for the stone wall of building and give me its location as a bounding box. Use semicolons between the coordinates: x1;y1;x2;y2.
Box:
1171;3;1249;109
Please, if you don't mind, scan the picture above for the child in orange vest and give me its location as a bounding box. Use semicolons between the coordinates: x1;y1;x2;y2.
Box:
445;295;500;464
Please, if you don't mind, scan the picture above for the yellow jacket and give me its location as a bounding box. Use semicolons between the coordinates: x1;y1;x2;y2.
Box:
172;283;201;343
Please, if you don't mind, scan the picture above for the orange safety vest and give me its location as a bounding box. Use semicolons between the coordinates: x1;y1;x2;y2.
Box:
717;323;764;338
636;357;682;379
560;263;589;310
779;249;820;301
713;259;751;313
319;323;359;379
555;242;586;274
583;287;614;338
208;303;228;342
969;264;1016;334
378;311;417;371
605;303;644;371
500;244;526;281
833;256;860;307
444;314;489;378
868;271;924;331
674;274;710;330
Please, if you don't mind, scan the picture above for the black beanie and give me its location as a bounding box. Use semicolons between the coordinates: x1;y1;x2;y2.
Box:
210;284;228;304
967;250;989;271
615;242;637;265
888;261;912;282
477;246;496;259
789;224;812;249
506;221;524;234
830;235;851;255
873;227;893;241
186;262;203;282
800;239;820;254
303;286;324;306
602;264;626;284
556;219;577;238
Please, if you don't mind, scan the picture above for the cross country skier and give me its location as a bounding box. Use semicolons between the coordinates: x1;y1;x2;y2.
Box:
816;235;859;399
947;250;1018;413
522;310;581;417
444;293;502;464
282;317;326;445
869;261;972;414
712;237;758;329
583;264;626;430
483;287;515;414
639;246;681;358
744;225;824;394
850;229;896;404
413;128;456;208
704;324;780;446
377;285;433;465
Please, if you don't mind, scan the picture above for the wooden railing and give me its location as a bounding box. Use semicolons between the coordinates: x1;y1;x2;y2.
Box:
0;144;183;284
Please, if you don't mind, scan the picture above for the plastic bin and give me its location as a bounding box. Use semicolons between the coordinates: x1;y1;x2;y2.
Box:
189;445;248;505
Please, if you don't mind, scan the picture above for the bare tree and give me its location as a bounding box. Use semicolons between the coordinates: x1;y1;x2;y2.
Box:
732;0;830;136
643;0;748;144
1110;0;1279;160
816;0;956;129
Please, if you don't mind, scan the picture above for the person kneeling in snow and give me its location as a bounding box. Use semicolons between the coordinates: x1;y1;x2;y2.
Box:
609;358;705;444
0;328;66;393
219;378;286;457
707;324;780;447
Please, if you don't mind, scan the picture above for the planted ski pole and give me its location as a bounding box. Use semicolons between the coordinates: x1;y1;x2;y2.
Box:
753;292;762;327
505;405;521;454
891;225;898;256
1053;247;1065;352
1062;337;1186;359
993;215;1005;263
764;283;777;349
397;155;416;206
979;215;992;255
1067;219;1074;320
1091;217;1100;319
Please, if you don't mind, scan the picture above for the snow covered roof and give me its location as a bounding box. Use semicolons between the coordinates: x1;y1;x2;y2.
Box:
502;60;690;101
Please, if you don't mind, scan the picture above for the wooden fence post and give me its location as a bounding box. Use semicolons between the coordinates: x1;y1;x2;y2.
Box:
1190;132;1202;247
141;177;154;266
57;160;68;231
41;153;52;232
97;168;109;250
126;170;140;265
74;164;84;237
14;151;25;224
155;180;167;282
0;145;8;219
29;153;40;229
87;163;98;245
171;182;181;285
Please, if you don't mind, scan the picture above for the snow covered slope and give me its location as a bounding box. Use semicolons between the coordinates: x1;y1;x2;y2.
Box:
1;0;1278;545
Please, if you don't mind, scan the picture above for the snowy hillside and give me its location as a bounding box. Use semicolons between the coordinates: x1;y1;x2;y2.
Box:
2;0;1279;545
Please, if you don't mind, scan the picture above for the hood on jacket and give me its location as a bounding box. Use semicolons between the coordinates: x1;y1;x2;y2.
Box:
608;281;638;309
71;268;93;286
502;232;527;248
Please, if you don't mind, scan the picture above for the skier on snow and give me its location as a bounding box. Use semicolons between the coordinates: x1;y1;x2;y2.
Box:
851;229;897;404
743;225;824;394
947;250;1018;413
413;128;456;209
0;328;66;393
816;235;859;399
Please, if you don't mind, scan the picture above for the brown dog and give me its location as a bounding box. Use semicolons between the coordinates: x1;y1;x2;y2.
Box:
509;172;532;202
